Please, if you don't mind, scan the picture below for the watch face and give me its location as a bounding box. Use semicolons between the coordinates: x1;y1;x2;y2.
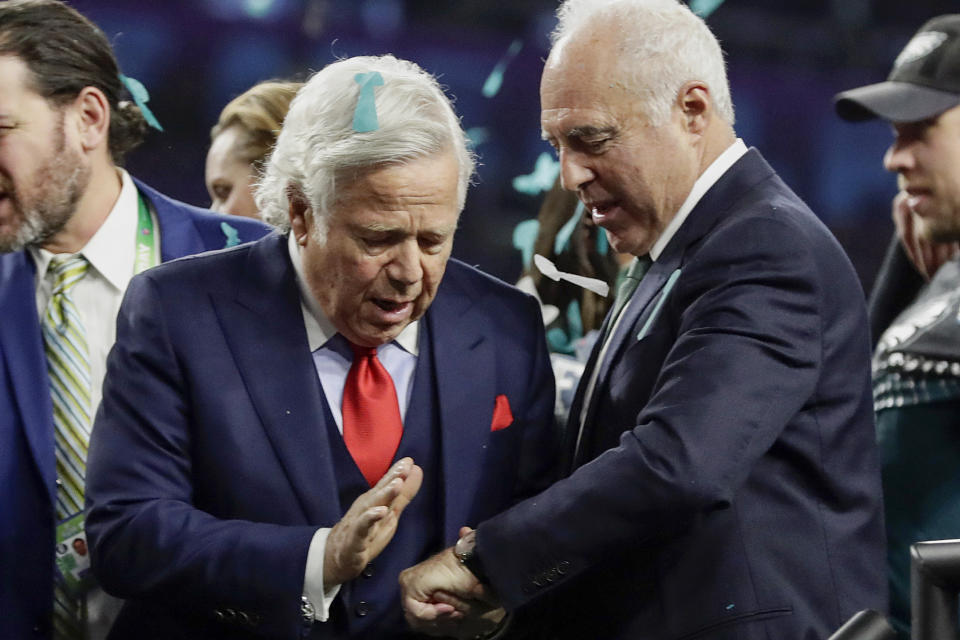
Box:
455;530;477;563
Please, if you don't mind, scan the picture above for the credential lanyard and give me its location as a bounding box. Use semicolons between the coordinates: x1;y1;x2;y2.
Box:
134;189;160;274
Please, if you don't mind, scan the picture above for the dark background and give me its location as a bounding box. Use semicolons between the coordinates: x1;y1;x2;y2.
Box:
71;0;959;294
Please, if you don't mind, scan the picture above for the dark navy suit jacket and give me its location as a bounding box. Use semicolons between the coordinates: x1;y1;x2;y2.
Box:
475;149;888;639
84;232;557;639
0;179;269;640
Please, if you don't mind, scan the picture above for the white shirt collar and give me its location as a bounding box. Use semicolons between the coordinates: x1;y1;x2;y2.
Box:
30;168;137;290
649;138;748;261
287;232;419;355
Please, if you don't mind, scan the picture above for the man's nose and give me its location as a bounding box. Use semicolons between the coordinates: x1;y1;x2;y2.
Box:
388;240;424;286
559;148;595;191
883;138;915;174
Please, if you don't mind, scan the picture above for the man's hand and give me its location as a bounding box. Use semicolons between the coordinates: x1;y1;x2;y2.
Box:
893;190;960;280
324;457;423;587
399;532;506;638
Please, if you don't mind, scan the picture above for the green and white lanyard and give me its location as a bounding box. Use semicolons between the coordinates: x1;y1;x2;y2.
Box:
133;189;161;274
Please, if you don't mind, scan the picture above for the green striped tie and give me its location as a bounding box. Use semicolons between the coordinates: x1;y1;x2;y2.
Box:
42;254;90;640
600;255;652;346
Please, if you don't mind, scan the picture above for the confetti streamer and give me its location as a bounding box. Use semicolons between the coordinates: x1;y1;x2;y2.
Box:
483;39;523;98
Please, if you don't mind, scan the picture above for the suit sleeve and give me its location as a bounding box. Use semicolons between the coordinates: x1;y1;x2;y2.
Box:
514;292;562;500
85;274;317;637
475;216;824;609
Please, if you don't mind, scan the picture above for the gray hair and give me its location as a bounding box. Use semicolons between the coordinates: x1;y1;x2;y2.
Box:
257;54;475;234
552;0;735;126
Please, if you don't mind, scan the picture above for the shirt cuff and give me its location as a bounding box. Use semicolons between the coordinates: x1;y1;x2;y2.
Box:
303;527;341;622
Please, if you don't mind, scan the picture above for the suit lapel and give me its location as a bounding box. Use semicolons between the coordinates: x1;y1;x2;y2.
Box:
574;262;674;464
0;252;56;500
428;266;496;543
133;178;206;261
571;149;776;466
213;235;341;525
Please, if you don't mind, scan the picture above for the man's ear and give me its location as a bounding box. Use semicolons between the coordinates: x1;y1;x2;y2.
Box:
70;86;111;152
677;81;711;135
287;183;312;245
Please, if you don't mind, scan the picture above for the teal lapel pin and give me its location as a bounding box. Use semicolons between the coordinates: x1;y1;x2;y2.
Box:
637;268;681;340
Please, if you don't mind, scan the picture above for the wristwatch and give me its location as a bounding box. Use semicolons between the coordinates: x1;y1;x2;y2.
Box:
454;529;488;583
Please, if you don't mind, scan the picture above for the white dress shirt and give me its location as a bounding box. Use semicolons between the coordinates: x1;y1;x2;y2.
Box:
287;233;419;621
31;169;140;421
29;168;142;640
577;139;749;434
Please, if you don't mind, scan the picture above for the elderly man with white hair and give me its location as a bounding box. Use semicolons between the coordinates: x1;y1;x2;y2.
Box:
399;1;887;638
84;54;558;639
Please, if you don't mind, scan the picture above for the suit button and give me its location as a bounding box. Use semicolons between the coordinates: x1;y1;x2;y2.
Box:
361;563;374;578
55;478;63;488
355;601;370;617
224;608;237;622
213;609;225;622
238;611;251;626
557;560;570;575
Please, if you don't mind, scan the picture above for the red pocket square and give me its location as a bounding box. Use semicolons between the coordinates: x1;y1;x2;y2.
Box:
491;394;514;432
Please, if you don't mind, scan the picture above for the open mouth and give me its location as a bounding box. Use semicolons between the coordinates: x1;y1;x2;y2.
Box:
904;188;933;213
587;200;618;223
372;298;411;313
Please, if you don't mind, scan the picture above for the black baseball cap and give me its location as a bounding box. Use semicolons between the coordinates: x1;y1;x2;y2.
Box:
835;15;960;122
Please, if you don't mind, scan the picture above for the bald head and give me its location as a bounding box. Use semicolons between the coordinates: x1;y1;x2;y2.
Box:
548;0;734;127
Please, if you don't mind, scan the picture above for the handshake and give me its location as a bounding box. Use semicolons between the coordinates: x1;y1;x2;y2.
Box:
326;457;507;639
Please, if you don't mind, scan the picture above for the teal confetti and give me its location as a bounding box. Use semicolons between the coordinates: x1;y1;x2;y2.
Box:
118;74;163;131
725;604;735;611
512;152;560;197
554;201;584;255
482;39;523;98
244;0;274;18
566;298;583;338
466;126;490;148
689;0;726;18
353;71;384;133
221;221;240;248
595;221;609;256
512;219;540;270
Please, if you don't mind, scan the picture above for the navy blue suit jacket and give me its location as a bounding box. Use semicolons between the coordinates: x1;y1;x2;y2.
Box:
0;179;269;640
475;149;887;639
84;232;557;639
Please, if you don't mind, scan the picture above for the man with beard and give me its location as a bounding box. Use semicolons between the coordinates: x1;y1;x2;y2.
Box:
0;2;269;639
835;14;960;637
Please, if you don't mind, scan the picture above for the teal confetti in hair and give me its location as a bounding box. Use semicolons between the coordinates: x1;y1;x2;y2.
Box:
118;74;163;131
482;39;523;98
689;0;726;18
353;71;385;133
220;221;240;248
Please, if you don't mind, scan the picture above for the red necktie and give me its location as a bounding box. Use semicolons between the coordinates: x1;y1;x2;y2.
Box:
342;343;404;486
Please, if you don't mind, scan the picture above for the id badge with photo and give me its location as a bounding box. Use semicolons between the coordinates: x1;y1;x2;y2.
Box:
55;512;95;597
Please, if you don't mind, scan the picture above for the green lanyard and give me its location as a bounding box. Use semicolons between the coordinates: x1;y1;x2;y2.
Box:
134;190;160;274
